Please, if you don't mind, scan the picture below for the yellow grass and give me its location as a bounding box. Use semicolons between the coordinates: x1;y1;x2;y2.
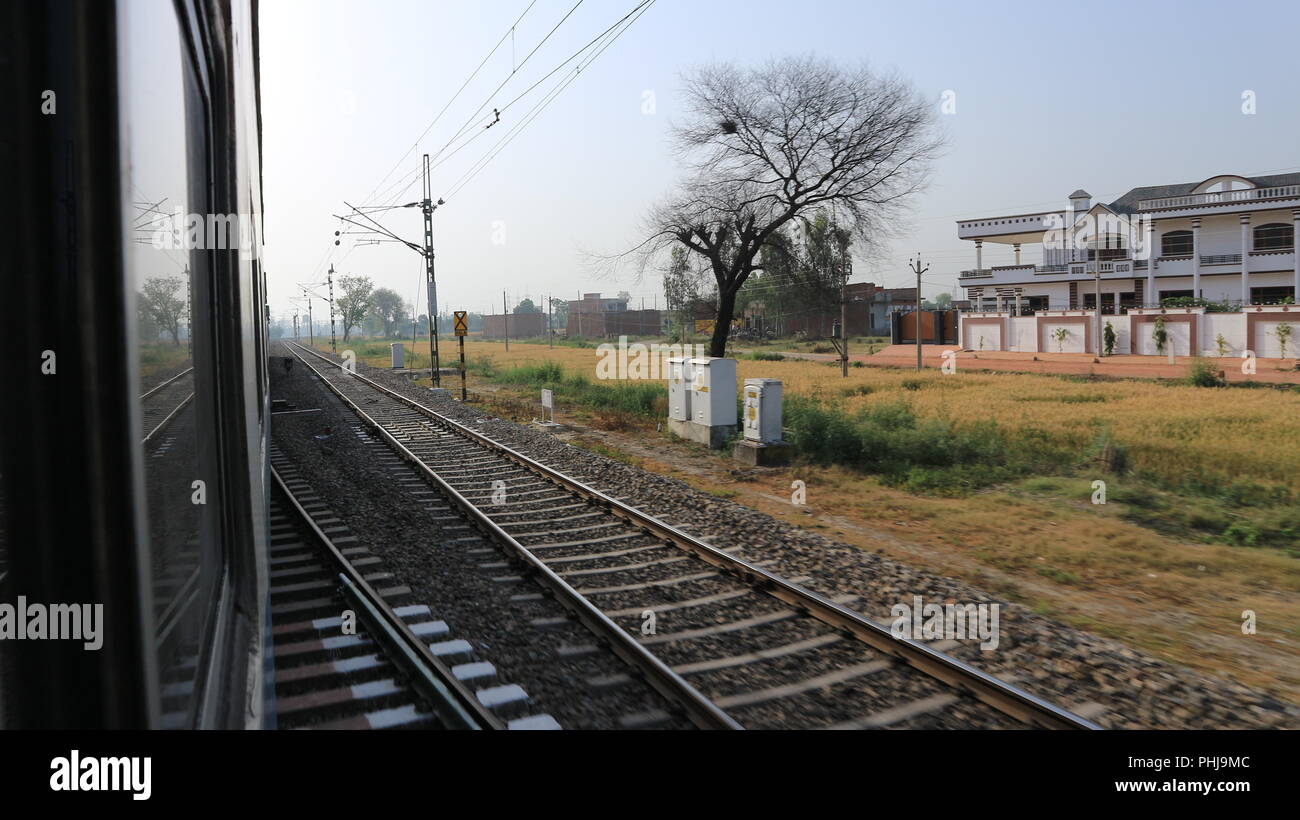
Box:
353;339;1300;496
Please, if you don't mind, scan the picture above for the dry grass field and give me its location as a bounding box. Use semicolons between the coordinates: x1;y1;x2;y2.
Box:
318;337;1300;699
354;338;1300;497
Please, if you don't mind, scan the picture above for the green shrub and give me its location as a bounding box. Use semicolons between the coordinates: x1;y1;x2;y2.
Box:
1221;522;1260;546
782;396;1068;494
1187;359;1226;387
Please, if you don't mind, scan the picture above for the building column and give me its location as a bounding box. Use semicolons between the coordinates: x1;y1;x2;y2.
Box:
1146;219;1157;305
975;240;984;273
1191;217;1201;299
1293;209;1299;301
1014;243;1021;265
1240;214;1251;305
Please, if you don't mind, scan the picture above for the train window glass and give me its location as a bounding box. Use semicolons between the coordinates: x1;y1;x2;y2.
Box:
119;0;220;729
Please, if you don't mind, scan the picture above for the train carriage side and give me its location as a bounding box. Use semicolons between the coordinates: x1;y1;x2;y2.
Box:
0;0;271;729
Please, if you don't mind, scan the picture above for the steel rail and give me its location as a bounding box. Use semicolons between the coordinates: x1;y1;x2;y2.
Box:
269;464;502;730
139;366;195;400
285;343;739;730
142;392;195;446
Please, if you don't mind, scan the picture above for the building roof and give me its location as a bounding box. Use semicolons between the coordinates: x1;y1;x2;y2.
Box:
1069;189;1091;198
1107;172;1300;214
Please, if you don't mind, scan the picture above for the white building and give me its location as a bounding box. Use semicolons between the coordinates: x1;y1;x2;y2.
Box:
955;173;1300;356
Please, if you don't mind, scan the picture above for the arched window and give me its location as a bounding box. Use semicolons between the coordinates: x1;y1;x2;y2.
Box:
1161;230;1193;257
1254;223;1294;251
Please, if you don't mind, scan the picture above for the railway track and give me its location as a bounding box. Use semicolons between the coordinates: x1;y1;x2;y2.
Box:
285;341;1101;730
141;366;195;446
266;450;561;730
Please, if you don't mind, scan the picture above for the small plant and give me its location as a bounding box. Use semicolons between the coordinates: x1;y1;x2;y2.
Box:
1187;359;1225;388
1152;315;1169;354
1215;333;1228;357
1051;327;1070;353
1103;321;1116;356
1274;322;1293;358
978;335;986;351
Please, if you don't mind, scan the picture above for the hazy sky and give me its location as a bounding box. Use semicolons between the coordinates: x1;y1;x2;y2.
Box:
260;0;1300;323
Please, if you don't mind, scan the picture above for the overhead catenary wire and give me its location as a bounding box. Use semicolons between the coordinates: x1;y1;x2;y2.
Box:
359;0;542;207
364;0;591;209
370;0;654;210
445;0;656;201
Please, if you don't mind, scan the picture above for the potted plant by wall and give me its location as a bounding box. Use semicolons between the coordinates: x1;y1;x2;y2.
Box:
1152;315;1169;355
1103;321;1116;356
1051;327;1070;353
1215;333;1229;358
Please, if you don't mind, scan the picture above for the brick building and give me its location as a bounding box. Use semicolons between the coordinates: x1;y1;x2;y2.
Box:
481;312;546;339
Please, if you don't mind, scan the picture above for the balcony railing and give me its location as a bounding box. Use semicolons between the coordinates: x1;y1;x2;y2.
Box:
1201;253;1242;265
959;269;993;279
1138;184;1300;211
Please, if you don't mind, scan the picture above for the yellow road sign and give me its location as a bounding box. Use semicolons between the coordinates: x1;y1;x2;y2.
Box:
453;311;468;336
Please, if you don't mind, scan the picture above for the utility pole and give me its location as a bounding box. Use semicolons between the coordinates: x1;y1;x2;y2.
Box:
422;153;442;386
909;254;930;372
503;290;509;351
328;264;337;353
840;259;850;377
305;286;314;348
184;266;192;361
547;294;553;348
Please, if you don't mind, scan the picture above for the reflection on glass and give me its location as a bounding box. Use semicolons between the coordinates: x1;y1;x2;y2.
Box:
120;0;215;729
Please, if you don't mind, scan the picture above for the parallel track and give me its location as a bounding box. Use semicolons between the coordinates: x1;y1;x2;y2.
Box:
268;455;503;730
286;342;1100;730
141;366;195;445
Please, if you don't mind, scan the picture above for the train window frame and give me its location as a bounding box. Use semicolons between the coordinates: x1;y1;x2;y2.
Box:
119;0;234;729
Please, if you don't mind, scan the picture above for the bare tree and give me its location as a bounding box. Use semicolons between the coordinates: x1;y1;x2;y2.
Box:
140;276;186;346
336;275;373;341
632;56;941;356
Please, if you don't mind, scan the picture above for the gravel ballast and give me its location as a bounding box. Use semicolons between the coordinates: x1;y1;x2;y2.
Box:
282;343;1300;729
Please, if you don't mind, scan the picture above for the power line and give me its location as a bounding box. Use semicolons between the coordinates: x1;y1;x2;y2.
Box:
366;0;590;209
446;0;655;201
359;0;541;206
373;0;655;210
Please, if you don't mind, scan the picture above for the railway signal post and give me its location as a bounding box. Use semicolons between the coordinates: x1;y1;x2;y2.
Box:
454;310;468;401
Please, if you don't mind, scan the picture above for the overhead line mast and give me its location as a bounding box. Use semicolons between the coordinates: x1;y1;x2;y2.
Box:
422;154;443;387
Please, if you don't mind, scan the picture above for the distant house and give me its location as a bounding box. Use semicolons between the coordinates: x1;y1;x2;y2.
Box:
481;312;546;339
957;174;1299;312
568;292;628;315
566;292;661;337
871;287;918;334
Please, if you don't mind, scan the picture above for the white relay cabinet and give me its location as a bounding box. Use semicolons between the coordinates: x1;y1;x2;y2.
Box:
689;357;737;428
742;378;783;444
